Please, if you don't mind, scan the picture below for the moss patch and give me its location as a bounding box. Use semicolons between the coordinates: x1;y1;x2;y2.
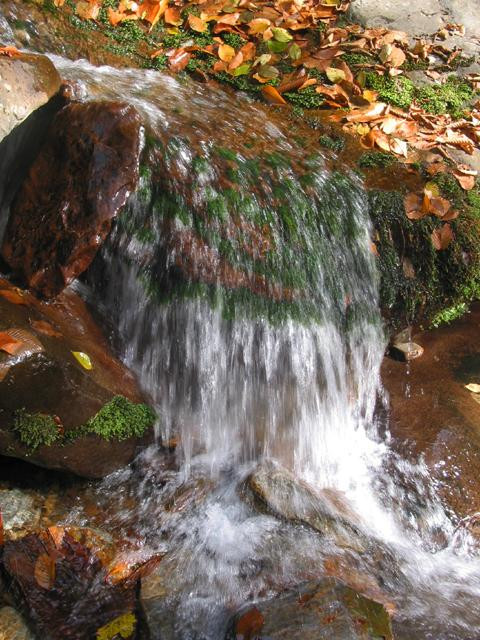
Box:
83;396;156;441
358;152;396;169
365;73;475;118
11;396;156;451
370;179;480;328
12;411;61;451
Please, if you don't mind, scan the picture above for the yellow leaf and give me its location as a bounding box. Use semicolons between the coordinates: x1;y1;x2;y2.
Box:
218;43;235;62
248;18;271;34
326;67;346;83
72;351;93;370
96;612;136;640
466;383;480;393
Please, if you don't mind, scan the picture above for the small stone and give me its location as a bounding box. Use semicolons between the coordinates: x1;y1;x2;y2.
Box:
389;342;424;362
0;489;41;537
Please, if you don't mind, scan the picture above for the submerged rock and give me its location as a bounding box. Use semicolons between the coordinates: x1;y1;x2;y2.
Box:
0;489;41;540
2;101;141;298
0;607;35;640
0;278;155;478
1;527;138;640
245;462;368;553
225;577;393;640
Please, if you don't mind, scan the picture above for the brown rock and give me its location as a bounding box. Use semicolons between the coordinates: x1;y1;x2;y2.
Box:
1;527;137;640
2;101;142;298
225;578;394;640
0;277;154;478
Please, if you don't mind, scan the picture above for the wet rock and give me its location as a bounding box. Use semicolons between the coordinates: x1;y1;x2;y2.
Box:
0;52;60;144
0;607;35;640
2;101;142;298
245;462;368;553
0;490;41;540
225;577;393;640
1;527;138;640
388;342;424;362
0;278;155;478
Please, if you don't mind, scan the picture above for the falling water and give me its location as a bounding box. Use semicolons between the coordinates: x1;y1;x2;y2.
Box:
19;55;480;638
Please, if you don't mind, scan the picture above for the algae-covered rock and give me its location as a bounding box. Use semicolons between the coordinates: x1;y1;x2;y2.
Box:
225;577;394;640
0;278;155;478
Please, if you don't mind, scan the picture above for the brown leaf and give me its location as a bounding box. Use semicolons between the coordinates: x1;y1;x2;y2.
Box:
453;171;476;190
428;196;452;218
218;43;235;62
76;1;101;20
345;102;387;123
30;320;62;338
404;192;425;219
0;331;23;356
431;224;453;250
262;85;287;105
0;289;27;305
34;553;56;590
168;48;192;72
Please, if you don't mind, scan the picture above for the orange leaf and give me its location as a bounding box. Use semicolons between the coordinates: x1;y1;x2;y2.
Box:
0;289;27;305
165;7;182;25
404;192;425;219
0;331;23;356
228;50;244;71
137;0;168;27
34;554;56;590
168;49;191;72
431;224;453;250
0;46;22;58
428;197;452;218
262;85;287;105
453;171;476;190
188;14;207;32
76;1;101;20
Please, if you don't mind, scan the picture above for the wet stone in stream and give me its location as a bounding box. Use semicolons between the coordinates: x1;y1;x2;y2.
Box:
225;578;393;640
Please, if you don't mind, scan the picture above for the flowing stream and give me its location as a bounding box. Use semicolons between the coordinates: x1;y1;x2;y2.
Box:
8;53;480;638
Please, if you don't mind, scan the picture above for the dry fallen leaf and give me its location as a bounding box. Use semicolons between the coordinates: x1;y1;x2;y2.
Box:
34;553;56;590
431;223;453;250
466;383;480;393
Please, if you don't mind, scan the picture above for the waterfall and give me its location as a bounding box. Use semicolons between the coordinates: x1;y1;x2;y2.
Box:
35;56;480;639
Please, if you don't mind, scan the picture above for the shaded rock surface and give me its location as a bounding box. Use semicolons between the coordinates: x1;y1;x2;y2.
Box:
0;489;41;539
0;52;60;144
0;277;154;478
2;100;142;298
0;607;34;640
225;578;393;640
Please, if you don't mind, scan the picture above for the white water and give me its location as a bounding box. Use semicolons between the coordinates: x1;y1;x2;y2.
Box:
48;56;480;639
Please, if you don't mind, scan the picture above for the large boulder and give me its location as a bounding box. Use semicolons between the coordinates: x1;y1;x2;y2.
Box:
0;277;156;478
225;578;393;640
2;101;142;298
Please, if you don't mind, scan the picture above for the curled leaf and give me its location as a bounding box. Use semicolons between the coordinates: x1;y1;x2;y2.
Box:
431;224;453;250
72;351;93;370
34;554;56;590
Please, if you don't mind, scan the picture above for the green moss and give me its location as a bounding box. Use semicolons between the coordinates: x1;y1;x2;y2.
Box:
358;151;396;169
284;87;325;109
319;134;345;152
13;411;60;451
341;52;375;67
365;73;475;118
365;73;415;111
370;180;480;328
430;302;468;328
222;33;246;49
83;396;156;441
